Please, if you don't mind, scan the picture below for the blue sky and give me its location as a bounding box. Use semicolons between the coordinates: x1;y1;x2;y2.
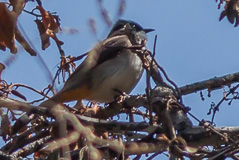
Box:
0;0;239;159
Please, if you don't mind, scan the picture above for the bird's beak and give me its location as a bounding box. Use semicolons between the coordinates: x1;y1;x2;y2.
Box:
143;28;155;33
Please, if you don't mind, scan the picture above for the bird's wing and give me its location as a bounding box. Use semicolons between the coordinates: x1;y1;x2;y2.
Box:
51;35;133;102
95;34;133;66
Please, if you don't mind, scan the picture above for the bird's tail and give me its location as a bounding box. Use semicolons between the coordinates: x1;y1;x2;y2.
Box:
39;86;87;108
39;91;67;109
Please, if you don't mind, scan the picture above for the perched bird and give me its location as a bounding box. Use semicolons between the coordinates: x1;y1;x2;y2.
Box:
41;19;154;107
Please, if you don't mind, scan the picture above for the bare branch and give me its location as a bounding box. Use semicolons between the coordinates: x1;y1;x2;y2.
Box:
179;72;239;95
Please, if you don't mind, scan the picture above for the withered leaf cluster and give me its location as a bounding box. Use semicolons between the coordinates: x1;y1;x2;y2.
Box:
35;6;63;50
0;0;63;56
218;0;239;27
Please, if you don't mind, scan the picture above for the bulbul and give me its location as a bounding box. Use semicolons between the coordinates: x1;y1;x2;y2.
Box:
41;19;154;107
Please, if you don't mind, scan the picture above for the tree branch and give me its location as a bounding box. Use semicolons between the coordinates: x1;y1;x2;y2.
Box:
179;72;239;95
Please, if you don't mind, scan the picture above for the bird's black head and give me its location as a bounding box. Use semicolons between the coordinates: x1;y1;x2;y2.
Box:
107;19;154;45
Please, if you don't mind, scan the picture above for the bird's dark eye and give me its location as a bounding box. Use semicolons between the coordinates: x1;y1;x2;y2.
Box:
131;23;143;31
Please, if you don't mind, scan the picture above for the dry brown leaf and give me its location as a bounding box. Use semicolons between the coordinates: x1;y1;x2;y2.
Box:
35;19;50;50
68;56;76;69
36;6;51;29
11;89;27;101
61;56;77;70
0;3;36;55
48;15;59;33
9;0;26;17
0;3;17;53
219;0;239;27
36;6;59;34
36;6;63;48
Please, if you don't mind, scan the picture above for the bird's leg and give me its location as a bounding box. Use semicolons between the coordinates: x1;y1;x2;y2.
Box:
72;100;86;114
112;88;130;103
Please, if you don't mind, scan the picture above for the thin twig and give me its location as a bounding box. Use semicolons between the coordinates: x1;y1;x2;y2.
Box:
23;9;41;17
51;53;88;93
9;83;51;99
211;84;239;123
147;50;182;101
